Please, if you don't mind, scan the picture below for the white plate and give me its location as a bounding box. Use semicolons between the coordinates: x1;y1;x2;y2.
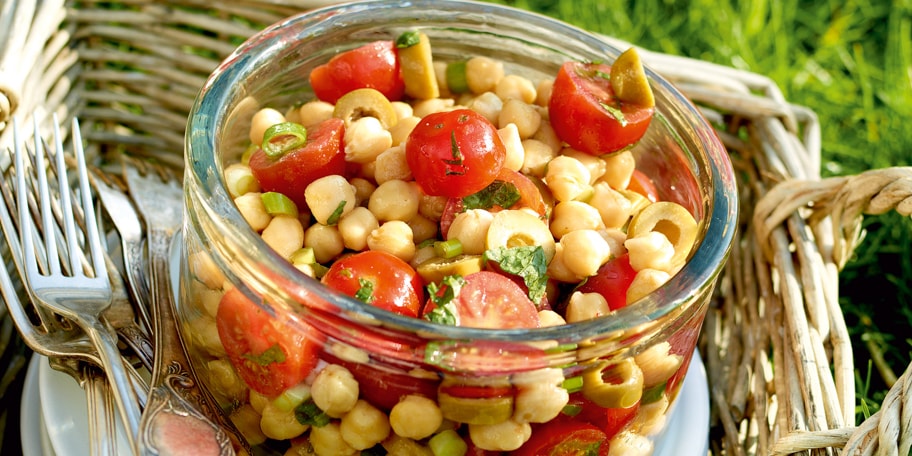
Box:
21;355;53;456
654;350;710;456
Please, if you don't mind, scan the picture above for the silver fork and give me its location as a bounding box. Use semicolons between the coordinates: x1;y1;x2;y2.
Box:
124;158;245;455
14;117;142;455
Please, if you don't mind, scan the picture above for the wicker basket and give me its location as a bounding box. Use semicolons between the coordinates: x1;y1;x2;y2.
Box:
1;1;910;455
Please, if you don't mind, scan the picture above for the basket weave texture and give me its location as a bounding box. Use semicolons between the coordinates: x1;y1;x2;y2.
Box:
1;1;910;455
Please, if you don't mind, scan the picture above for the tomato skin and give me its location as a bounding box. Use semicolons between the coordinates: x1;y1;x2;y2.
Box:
549;61;654;155
405;109;506;198
309;40;405;104
216;287;323;397
628;169;659;202
321;351;439;411
575;253;638;311
569;392;640;441
248;117;346;208
322;250;425;317
422;271;540;329
516;416;609;456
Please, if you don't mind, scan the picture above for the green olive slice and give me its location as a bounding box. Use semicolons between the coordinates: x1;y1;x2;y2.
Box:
627;201;698;267
416;254;484;285
332;88;398;128
610;47;655;108
581;358;644;409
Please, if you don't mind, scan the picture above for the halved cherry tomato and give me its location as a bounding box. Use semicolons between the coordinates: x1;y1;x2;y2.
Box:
438;167;546;238
405;109;506;198
422;271;540;329
575;253;637;311
627;169;659;202
248;117;346;208
322;250;425;317
516;416;609;456
321;351;439;411
549;61;654;155
568;392;640;441
309;40;405;104
216;288;323;397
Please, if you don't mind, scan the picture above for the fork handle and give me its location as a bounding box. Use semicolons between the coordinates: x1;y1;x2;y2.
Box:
83;363;118;456
84;319;143;455
140;229;245;456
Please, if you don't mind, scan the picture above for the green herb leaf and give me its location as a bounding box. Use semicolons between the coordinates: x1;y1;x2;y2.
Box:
242;344;286;366
395;30;421;48
443;131;466;176
326;200;347;225
483;246;548;303
355;278;375;304
462;180;521;211
598;102;628;126
294;399;331;427
424;275;465;325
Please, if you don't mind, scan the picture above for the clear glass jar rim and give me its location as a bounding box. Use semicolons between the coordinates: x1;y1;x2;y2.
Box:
184;0;739;342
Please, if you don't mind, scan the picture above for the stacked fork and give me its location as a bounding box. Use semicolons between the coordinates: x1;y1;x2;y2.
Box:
0;115;246;455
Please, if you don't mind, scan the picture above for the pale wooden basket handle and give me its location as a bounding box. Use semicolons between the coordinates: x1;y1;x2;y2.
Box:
754;166;912;456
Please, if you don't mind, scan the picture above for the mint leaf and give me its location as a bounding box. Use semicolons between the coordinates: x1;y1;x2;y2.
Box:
242;344;286;366
462;180;521;211
295;398;330;427
424;275;465;325
483;246;548;304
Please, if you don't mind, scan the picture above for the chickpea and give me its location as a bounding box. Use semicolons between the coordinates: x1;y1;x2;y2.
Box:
368;179;421;222
498;123;525;172
235;192;272;232
303;224;345;264
367;220;416;262
512;368;569;423
390;115;420;146
625;231;675;272
297;100;334;128
309;422;357;456
465;56;504;94
230;405;267;446
599;150;636;189
565;291;611;322
520;138;556;178
468;418;531;451
545;155;592;202
413;97;456;118
626;268;672;304
374;145;413;184
550;201;604;239
498;98;541;139
344;116;392;163
337;207;379;251
310;364;359;418
340;400;391;450
495;74;537;104
466;91;503;124
535;78;554;107
261;215;304;259
305;175;356;225
447;209;494;255
560;229;611;277
249;107;285;145
591;182;634;229
390;395;443;440
224;163;260;197
260;400;308;440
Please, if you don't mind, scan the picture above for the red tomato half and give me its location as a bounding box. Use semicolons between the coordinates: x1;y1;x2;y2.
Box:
322;250;425;317
516;417;609;456
549;61;654;155
628;169;659;202
575;253;637;311
405;109;506;198
569;392;640;441
423;271;540;329
248;117;346;208
216;288;323;397
309;40;405;104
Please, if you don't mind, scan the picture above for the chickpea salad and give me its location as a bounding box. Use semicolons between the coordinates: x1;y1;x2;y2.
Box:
190;29;700;455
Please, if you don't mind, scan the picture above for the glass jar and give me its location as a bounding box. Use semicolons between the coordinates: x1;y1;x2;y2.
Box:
181;1;738;454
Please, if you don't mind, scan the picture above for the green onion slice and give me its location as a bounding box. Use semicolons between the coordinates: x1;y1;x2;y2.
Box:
434;239;463;259
445;61;469;94
261;122;307;159
261;192;298;217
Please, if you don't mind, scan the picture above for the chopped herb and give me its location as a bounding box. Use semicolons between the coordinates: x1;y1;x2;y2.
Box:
326;200;347;225
424;275;465;325
462;180;521;210
395;30;421;48
443;131;466;176
339;268;353;278
483;246;548;304
595;70;611;80
599;102;628;126
242;344;286;366
295;399;330;427
355;278;375;303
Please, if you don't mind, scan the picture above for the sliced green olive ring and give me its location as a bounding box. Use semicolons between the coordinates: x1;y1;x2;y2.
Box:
581;358;644;409
332;87;399;129
627;201;698;267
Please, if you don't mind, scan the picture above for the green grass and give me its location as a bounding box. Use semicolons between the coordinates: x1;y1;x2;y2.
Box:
487;0;912;423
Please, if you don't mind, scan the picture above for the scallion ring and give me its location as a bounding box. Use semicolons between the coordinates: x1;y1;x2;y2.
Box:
261;122;307;159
